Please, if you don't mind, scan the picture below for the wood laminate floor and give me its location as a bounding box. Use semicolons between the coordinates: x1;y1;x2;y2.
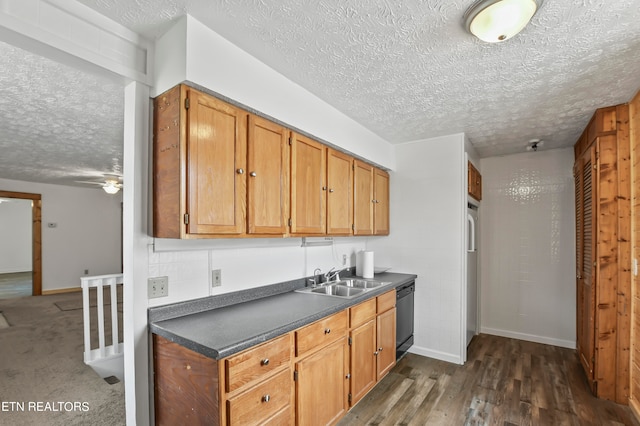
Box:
0;271;32;298
339;334;639;426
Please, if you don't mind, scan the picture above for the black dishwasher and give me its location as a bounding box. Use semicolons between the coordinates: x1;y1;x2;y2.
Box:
396;281;415;360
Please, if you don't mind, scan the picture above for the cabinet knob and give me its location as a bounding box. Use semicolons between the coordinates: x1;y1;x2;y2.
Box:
236;168;244;174
374;351;379;356
262;394;270;403
322;186;327;190
378;347;383;352
324;328;331;334
346;373;351;379
329;189;334;193
261;358;270;366
250;171;257;177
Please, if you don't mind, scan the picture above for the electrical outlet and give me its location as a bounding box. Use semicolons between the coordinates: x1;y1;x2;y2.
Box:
342;254;347;266
84;269;89;275
148;276;169;298
212;269;222;288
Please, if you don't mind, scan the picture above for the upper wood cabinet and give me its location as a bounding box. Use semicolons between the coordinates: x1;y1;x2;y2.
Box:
290;133;327;235
153;85;248;238
153;84;389;239
373;168;390;235
327;148;354;235
247;115;289;235
354;160;389;236
290;138;355;236
468;161;482;201
353;160;374;235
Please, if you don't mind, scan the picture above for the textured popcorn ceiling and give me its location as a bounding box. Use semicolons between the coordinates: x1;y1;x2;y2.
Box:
2;0;640;187
0;41;125;187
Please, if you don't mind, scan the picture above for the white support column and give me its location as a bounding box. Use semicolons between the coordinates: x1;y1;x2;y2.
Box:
123;81;151;426
0;0;152;84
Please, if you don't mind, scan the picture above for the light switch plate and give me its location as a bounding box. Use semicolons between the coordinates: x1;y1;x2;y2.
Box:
148;276;169;298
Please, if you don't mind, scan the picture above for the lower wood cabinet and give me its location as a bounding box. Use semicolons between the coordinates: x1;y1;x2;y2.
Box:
152;289;398;425
348;290;396;407
295;338;349;425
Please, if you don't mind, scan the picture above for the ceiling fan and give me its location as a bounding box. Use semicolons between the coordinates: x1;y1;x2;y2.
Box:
75;174;123;194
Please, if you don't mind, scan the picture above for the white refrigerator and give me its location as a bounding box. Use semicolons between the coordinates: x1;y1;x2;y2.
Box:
466;203;478;346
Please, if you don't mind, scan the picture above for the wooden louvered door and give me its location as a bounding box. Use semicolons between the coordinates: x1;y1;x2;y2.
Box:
576;144;597;386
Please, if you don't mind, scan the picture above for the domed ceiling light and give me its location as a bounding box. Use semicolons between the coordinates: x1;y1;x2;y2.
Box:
102;178;122;194
464;0;541;43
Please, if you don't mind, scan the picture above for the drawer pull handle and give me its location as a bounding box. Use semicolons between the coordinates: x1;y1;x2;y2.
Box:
324;328;331;334
261;358;270;366
262;394;271;403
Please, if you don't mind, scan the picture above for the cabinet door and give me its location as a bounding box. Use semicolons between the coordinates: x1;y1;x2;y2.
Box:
373;168;389;235
296;338;349;426
376;307;396;381
353;160;374;235
247;115;289;234
349;319;377;406
576;144;596;384
290;133;326;234
186;89;247;235
327;149;353;235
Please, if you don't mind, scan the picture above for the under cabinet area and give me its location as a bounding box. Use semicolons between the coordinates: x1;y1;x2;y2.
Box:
152;289;398;426
152;83;389;239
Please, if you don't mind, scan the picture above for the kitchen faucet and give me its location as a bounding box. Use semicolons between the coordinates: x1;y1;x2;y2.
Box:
324;267;340;283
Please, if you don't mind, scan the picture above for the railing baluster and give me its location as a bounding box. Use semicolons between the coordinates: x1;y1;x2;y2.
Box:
81;277;91;363
81;273;123;368
96;279;106;359
109;277;119;354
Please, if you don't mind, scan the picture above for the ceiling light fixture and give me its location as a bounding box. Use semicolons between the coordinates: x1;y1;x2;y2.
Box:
102;180;121;195
526;139;543;152
464;0;541;43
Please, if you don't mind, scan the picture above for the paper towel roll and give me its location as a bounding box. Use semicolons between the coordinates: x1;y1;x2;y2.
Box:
362;251;374;279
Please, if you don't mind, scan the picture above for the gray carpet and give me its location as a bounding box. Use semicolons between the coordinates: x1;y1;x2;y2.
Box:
0;293;125;425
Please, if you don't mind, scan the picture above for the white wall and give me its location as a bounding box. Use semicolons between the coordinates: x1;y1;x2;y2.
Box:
154;15;396;171
0;178;123;291
479;148;576;348
0;198;32;273
368;134;466;364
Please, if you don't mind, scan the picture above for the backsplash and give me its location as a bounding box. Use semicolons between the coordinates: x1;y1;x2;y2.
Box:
479;148;576;347
147;238;366;307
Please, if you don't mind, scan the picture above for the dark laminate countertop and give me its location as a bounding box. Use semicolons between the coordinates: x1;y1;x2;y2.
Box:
149;272;416;360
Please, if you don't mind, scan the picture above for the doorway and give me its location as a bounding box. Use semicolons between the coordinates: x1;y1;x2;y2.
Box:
0;190;42;296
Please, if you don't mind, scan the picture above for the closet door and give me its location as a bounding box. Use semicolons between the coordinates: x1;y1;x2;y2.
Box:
576;144;596;386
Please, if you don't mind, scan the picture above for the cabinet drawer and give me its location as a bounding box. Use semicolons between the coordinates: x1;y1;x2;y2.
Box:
225;333;292;393
377;290;396;313
226;368;291;425
296;310;347;357
350;299;376;328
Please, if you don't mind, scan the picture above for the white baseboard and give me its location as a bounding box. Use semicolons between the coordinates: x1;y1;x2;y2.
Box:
480;327;576;349
408;345;463;365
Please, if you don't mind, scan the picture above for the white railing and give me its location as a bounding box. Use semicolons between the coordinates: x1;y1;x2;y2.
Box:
80;274;124;374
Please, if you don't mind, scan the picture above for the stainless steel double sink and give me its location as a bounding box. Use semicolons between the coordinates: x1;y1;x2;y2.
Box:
295;278;391;299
